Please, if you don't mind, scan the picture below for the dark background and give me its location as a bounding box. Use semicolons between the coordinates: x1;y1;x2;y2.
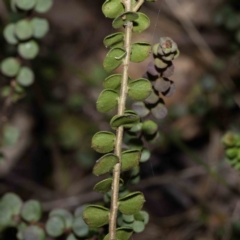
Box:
1;0;240;239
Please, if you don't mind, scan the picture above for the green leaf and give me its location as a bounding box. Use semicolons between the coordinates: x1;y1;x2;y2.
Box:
102;0;125;19
142;120;158;135
118;192;145;215
15;0;37;10
15;20;33;40
123;214;134;223
21;200;42;223
129;122;143;133
31;18;49;39
0;202;12;228
49;209;73;229
46;216;65;237
103;74;121;89
133;220;145;233
1;57;20;77
17;66;34;87
94;178;113;193
144;90;159;104
112;12;139;29
72;216;89;237
35;0;53;13
103;32;124;48
128;78;152;101
103;48;126;72
2;193;23;215
94;178;124;193
121;149;141;172
103;227;133;240
154;58;168;69
134;211;149;224
22;226;45;240
133;12;150;33
151;102;167;119
3;125;20;146
140;149;151;162
18;40;39;60
3;23;18;45
96;89;119;113
93;153;119;176
83;205;110;228
130;42;151;62
91;131;116;153
132;102;149;117
66;234;78;240
110;113;140;130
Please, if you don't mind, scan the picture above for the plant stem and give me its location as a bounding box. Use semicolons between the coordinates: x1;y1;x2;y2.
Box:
109;0;133;239
133;0;144;12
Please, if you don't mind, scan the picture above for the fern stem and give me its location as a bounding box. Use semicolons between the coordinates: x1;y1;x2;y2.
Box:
109;0;133;239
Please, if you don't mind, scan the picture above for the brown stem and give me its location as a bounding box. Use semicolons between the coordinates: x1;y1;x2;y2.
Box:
108;0;133;239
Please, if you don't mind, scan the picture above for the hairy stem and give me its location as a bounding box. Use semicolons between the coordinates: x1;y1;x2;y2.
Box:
109;0;133;239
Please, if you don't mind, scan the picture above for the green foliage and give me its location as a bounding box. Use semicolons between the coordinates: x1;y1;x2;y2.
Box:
0;0;181;239
222;132;240;170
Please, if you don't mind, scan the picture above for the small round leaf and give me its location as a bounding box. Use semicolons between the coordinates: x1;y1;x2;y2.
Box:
31;18;49;39
35;0;53;13
103;48;126;72
3;24;18;44
103;32;124;48
22;226;45;240
91;131;116;153
112;12;139;29
21;200;42;223
17;66;34;87
46;216;65;237
94;178;123;193
96;89;119;113
130;42;151;63
15;20;33;40
128;78;152;101
72;216;89;237
103;74;122;89
0;202;12;228
132;12;150;33
1;57;20;77
118;192;145;215
110;113;140;130
121;149;141;172
93;153;119;176
2;193;23;215
18;40;39;60
154;78;170;92
162;81;175;97
102;0;125;19
133;220;145;233
132;102;149;117
83;205;110;228
103;227;133;240
144;90;159;104
140;149;151;162
66;234;78;240
15;0;37;10
151;102;168;119
49;209;73;229
142;120;158;135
